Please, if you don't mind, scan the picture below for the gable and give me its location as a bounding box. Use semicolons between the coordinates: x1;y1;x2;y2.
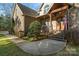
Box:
12;4;23;20
12;4;23;19
12;3;39;18
39;3;69;16
37;3;69;19
39;3;54;15
17;3;38;17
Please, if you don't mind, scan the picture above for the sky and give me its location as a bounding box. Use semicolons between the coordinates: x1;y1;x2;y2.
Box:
0;3;13;16
0;3;41;16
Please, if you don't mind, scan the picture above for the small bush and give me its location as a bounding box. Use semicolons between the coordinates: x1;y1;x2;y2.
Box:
37;35;47;40
27;21;41;38
22;36;29;40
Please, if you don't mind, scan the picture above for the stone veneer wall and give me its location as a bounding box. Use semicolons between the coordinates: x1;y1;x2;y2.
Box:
66;6;79;44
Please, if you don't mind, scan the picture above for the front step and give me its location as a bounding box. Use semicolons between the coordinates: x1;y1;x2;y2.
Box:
48;33;65;41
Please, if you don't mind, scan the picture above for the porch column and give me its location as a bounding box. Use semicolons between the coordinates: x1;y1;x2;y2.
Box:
49;14;53;33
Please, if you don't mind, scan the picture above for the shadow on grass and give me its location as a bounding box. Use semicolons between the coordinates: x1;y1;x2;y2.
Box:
0;34;7;39
0;39;32;56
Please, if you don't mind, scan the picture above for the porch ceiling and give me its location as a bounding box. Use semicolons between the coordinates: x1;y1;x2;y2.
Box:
36;5;68;20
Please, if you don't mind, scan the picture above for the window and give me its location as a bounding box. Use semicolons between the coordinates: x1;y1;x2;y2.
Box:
44;5;49;14
52;21;57;31
60;21;64;31
15;16;21;26
75;3;79;7
15;17;18;25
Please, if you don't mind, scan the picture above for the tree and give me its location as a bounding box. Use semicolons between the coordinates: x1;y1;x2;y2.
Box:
0;16;11;31
0;4;14;31
65;5;79;45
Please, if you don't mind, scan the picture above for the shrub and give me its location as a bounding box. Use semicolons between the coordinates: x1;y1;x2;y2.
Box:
27;21;41;38
37;35;48;40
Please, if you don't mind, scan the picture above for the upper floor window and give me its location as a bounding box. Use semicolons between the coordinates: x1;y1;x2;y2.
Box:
75;3;79;6
44;5;49;14
15;16;21;26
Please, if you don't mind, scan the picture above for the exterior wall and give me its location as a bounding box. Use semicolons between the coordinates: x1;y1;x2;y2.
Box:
24;16;36;34
40;18;66;34
13;4;25;37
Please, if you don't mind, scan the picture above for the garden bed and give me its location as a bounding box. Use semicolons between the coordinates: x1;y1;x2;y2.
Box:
23;35;48;41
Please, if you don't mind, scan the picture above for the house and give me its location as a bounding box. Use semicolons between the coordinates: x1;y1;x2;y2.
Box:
12;3;69;37
12;3;38;37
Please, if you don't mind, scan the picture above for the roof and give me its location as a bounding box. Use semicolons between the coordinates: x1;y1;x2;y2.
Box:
13;3;39;17
38;3;70;14
39;3;44;10
36;3;69;19
47;3;70;14
12;3;70;20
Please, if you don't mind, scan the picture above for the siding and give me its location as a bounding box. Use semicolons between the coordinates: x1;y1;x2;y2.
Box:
13;4;25;36
24;16;36;34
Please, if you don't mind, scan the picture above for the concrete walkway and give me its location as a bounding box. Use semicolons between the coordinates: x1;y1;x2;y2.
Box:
0;31;66;55
8;35;66;55
0;31;9;35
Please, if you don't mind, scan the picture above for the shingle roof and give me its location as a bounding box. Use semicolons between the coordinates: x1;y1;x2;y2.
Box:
17;3;38;17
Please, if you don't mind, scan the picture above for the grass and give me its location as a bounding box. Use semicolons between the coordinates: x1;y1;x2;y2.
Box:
1;34;79;56
51;43;79;56
0;34;31;56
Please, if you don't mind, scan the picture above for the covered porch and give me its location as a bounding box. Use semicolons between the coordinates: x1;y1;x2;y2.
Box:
36;5;68;40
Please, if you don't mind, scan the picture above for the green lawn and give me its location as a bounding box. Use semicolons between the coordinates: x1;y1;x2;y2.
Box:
52;44;79;56
1;34;79;56
0;34;31;56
